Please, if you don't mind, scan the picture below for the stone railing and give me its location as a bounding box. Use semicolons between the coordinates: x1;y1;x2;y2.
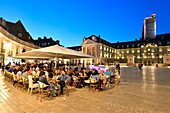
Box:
0;26;39;49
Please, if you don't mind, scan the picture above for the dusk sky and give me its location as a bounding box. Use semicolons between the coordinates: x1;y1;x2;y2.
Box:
1;0;170;47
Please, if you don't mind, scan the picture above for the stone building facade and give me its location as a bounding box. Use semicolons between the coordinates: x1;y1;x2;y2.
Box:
0;18;38;65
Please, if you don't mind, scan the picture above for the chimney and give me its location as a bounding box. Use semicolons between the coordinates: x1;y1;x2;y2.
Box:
98;35;100;38
56;40;60;44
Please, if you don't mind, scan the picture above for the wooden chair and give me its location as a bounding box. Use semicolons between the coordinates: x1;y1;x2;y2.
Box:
22;77;28;91
27;75;39;95
16;74;23;89
12;72;18;87
85;75;100;92
36;81;52;102
72;76;79;87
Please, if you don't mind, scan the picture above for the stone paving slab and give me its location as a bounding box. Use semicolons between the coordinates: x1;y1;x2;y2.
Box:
0;67;170;113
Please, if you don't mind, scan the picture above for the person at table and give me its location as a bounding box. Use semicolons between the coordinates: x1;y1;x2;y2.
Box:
58;70;71;95
99;71;107;89
104;69;111;77
80;68;88;87
87;68;93;78
93;69;98;75
8;65;14;73
39;71;57;97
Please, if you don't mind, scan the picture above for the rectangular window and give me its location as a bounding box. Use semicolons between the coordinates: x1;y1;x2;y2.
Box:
159;55;162;58
100;45;102;49
132;50;134;53
159;48;162;52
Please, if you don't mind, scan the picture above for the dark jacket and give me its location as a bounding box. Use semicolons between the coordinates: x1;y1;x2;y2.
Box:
39;77;50;85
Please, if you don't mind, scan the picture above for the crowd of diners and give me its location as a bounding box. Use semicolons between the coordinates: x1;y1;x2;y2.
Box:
4;62;121;97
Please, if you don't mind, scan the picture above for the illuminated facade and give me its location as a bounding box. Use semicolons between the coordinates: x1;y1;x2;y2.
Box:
69;33;170;66
0;18;38;65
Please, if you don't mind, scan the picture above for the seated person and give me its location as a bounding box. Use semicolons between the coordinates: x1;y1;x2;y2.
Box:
8;65;14;73
104;69;111;77
39;71;56;97
79;68;88;87
87;68;93;78
104;69;112;81
98;71;107;89
58;70;71;95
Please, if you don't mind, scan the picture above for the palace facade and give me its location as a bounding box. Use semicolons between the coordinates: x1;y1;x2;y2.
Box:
0;18;38;65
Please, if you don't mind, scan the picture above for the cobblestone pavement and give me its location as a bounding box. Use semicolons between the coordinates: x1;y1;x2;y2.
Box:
0;67;170;113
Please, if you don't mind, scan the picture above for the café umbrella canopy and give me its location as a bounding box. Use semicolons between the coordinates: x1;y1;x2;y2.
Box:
15;44;94;65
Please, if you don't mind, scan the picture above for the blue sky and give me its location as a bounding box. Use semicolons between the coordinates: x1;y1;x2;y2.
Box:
1;0;170;47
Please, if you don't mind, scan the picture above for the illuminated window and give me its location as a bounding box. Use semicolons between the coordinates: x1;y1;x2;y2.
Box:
104;46;106;51
107;47;108;51
159;48;162;52
144;49;146;52
137;50;140;53
152;49;154;52
132;50;134;53
127;45;129;48
168;48;170;51
159;55;162;58
151;53;154;55
100;52;102;57
148;48;150;51
137;56;140;59
127;51;129;53
100;45;102;49
122;57;124;59
152;56;155;58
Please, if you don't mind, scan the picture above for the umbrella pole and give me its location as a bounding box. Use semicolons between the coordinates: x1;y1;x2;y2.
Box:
55;55;57;68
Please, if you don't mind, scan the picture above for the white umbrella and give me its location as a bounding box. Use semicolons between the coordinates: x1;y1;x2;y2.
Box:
15;45;93;58
13;56;52;59
15;44;93;66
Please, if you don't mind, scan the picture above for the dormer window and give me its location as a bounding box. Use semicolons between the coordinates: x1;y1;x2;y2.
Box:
18;33;22;37
132;44;134;47
92;36;97;41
